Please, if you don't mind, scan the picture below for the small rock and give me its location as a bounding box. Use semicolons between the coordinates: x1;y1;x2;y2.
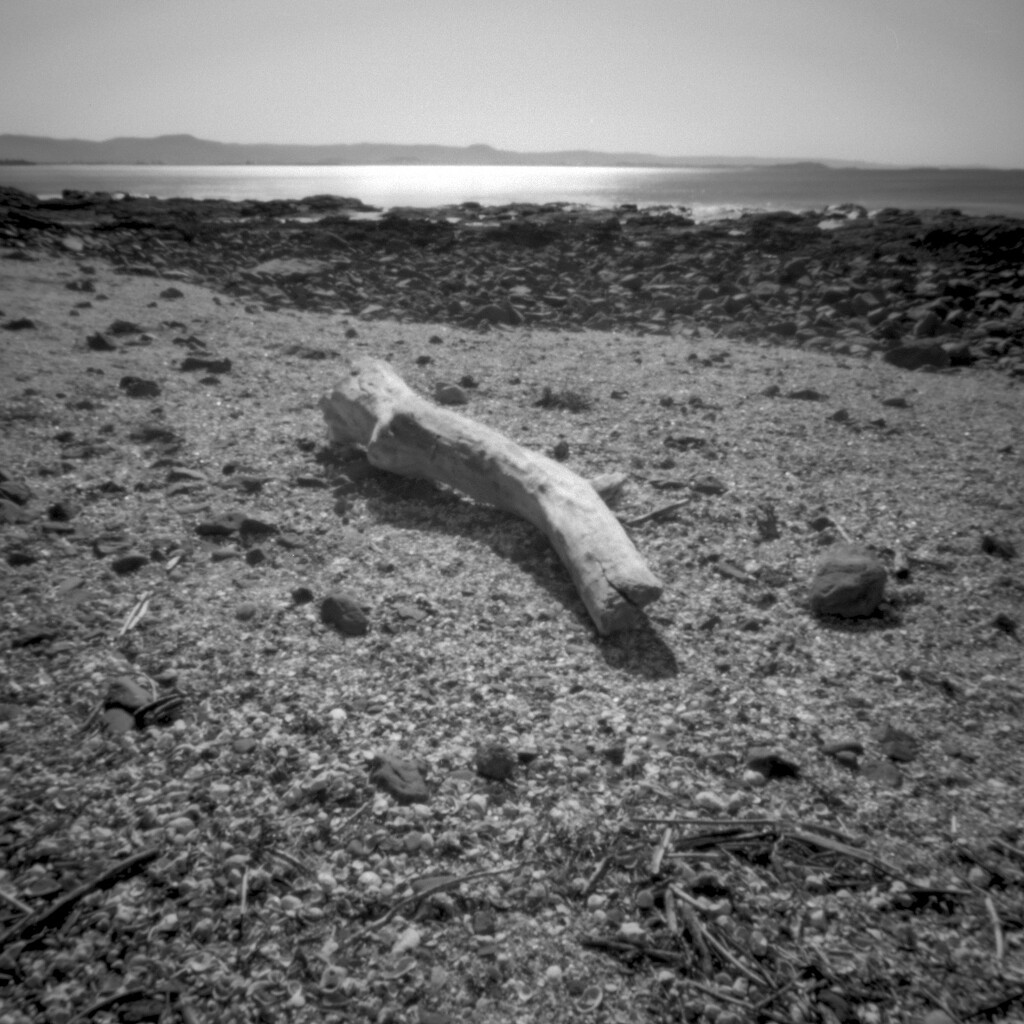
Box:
981;534;1017;559
786;388;826;401
108;319;142;335
872;722;920;762
809;543;887;618
160;287;185;299
369;753;429;805
882;342;951;370
473;742;517;782
110;551;149;575
861;760;903;788
118;376;161;398
552;439;570;461
694;790;728;813
235;602;260;622
180;355;232;374
320;591;370;636
291;586;314;605
822;737;864;757
86;332;116;351
745;747;800;779
434;382;468;406
3;317;36;331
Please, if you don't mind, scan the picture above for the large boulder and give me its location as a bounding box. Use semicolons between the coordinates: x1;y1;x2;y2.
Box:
809;544;887;618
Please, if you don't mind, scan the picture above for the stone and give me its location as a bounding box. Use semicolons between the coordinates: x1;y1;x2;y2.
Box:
118;376;161;398
882;342;951;370
108;319;142;335
872;722;920;762
861;760;903;788
3;317;36;330
320;591;370;636
473;742;517;782
160;286;185;299
981;534;1017;559
110;551;149;575
745;747;801;779
809;543;887;618
86;332;117;351
180;355;232;373
434;382;468;406
369;753;429;805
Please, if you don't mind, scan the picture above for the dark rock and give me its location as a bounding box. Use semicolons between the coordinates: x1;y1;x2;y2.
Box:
981;534;1017;559
86;332;117;351
992;612;1019;637
11;625;59;648
48;500;80;522
291;586;315;605
809;543;887;618
180;355;232;373
118;376;161;398
195;512;248;536
111;551;149;575
108;319;142;335
160;287;185;299
745;747;801;779
882;342;951;370
690;474;728;496
3;318;36;331
239;517;277;544
474;742;517;782
552;439;570;461
369;753;429;804
321;591;370;636
786;388;826;401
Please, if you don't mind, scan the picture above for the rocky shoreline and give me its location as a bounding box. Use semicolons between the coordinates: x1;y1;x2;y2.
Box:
2;185;1023;377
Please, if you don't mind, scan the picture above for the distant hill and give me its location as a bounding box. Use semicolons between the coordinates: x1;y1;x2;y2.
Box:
0;133;894;169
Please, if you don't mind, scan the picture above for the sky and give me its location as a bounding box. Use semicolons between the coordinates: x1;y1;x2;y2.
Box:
1;0;1023;168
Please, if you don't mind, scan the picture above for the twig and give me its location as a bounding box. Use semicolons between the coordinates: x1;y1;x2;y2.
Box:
622;501;687;528
964;986;1024;1020
752;976;800;1014
266;848;313;878
650;827;672;876
240;866;250;920
679;979;757;1010
338;799;372;831
663;886;678;934
702;926;769;988
366;862;525;932
68;988;151;1024
1;847;159;947
581;856;611;898
581;935;682;965
985;894;1005;964
672;886;712;974
0;888;33;916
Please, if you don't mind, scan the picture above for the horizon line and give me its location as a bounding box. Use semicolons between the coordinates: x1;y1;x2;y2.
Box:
4;132;1023;171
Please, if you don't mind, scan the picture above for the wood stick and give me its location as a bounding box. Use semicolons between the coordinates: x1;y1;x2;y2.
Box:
321;358;663;634
1;847;159;947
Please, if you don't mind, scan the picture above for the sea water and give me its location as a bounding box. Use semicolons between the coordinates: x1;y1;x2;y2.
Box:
1;163;1022;220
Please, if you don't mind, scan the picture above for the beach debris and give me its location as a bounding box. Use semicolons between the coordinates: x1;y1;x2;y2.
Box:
320;357;663;634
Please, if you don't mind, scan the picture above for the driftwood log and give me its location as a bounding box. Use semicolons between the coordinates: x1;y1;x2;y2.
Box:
320;358;663;634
